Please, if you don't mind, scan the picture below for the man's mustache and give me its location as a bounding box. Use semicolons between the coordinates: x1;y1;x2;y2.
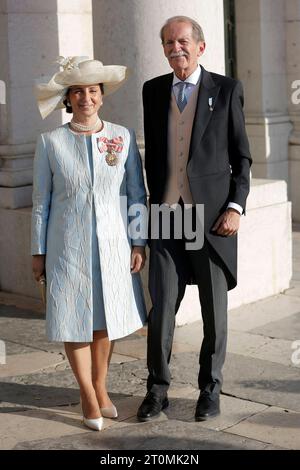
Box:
170;51;188;58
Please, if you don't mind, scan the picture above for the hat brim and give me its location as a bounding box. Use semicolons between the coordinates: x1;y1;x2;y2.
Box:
34;62;129;119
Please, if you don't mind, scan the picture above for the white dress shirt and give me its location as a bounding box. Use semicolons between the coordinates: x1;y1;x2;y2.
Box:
172;65;201;102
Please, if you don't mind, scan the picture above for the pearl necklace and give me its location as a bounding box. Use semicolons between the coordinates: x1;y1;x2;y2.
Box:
70;117;102;133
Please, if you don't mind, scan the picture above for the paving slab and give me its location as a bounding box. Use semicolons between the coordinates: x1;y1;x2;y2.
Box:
110;353;137;364
0;403;119;450
0;291;44;314
113;336;196;360
13;419;282;450
228;294;300;332
1;349;299;416
172;341;200;353
38;394;158;430
174;296;300;340
0;304;64;354
0;351;65;378
0;389;287;450
0;364;146;411
250;312;300;341
225;406;300;450
152;350;300;412
163;391;269;431
222;352;300;412
106;361;149;397
110;395;144;422
0;406;86;450
0;369;79;409
197;395;269;432
0;303;44;320
227;330;299;367
113;338;147;360
173;321;203;347
110;350;300;414
3;350;297;437
2;340;37;356
1;226;300;452
167;385;197;398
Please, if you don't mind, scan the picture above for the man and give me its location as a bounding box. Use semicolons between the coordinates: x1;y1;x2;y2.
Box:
137;16;252;422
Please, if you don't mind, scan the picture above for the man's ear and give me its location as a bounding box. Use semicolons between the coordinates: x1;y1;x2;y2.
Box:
198;41;206;57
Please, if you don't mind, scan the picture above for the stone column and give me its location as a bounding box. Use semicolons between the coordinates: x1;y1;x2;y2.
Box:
92;0;225;140
235;0;292;183
286;0;300;221
0;0;93;296
92;0;226;315
0;0;93;210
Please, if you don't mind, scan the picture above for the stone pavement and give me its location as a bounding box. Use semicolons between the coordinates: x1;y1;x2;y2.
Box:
0;228;299;451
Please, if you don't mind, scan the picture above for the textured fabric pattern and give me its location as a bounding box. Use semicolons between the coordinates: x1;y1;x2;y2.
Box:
31;122;147;342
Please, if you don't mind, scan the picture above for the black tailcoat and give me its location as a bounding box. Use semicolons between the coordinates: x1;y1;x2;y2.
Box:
143;66;252;290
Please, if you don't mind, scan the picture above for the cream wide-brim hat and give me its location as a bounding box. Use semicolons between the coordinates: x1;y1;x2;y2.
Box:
34;56;129;119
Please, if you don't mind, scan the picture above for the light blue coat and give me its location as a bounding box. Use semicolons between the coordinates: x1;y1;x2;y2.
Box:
31;122;147;342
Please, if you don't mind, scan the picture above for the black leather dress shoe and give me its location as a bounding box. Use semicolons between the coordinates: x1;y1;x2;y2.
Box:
195;391;220;421
137;392;169;422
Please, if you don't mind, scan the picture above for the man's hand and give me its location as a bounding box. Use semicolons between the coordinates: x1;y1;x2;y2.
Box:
131;246;146;273
212;208;241;237
32;255;46;282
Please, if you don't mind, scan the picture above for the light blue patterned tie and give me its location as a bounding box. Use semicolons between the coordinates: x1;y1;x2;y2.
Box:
176;82;187;113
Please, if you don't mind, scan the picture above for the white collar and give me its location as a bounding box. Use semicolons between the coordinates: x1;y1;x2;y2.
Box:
172;65;201;86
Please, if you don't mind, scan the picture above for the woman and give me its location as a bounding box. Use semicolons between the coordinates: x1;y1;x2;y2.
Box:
32;56;147;431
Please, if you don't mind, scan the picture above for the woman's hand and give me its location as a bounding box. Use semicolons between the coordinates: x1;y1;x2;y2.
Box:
130;246;146;273
32;255;46;282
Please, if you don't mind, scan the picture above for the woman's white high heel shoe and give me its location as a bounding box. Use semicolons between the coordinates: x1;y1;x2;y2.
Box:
80;396;103;430
83;416;104;431
100;404;118;419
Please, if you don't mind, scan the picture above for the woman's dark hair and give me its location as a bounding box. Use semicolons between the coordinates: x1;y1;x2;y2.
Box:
63;83;104;114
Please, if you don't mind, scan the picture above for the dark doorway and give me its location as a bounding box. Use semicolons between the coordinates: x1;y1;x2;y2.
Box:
224;0;237;78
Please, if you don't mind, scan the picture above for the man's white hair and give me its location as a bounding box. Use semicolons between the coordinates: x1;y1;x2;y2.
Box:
160;16;205;44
